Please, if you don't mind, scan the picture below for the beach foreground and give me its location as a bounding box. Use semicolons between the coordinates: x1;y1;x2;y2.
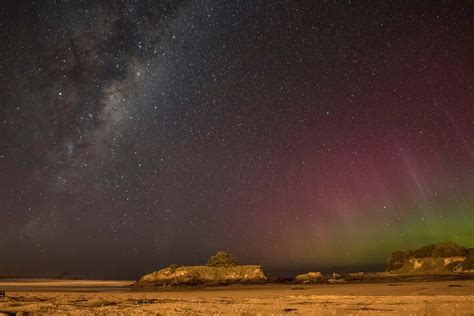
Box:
0;279;473;315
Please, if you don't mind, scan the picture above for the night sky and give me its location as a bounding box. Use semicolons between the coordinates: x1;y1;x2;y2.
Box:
1;1;473;278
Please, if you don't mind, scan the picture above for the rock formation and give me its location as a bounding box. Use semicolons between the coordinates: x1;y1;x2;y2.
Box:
137;265;268;286
386;241;474;274
295;272;323;283
137;250;268;286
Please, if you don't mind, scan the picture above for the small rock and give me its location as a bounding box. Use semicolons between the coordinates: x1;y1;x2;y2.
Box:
283;307;297;312
295;271;322;283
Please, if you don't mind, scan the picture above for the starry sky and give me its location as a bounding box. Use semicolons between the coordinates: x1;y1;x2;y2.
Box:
0;1;473;278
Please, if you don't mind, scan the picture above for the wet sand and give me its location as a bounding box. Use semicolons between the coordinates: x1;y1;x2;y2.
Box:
0;279;473;315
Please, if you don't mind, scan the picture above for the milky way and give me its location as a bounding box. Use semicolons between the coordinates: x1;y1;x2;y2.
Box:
0;1;473;277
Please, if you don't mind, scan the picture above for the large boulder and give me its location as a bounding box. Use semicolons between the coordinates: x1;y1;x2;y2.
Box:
137;265;268;286
295;272;323;283
386;241;473;274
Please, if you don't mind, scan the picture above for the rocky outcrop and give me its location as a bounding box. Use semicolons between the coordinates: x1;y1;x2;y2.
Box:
463;248;474;271
295;272;323;283
386;241;474;274
137;265;268;286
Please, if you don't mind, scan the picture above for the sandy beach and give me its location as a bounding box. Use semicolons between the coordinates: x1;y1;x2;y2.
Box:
0;279;473;315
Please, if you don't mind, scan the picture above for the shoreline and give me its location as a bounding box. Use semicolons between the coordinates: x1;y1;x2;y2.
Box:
0;273;473;292
1;279;473;315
